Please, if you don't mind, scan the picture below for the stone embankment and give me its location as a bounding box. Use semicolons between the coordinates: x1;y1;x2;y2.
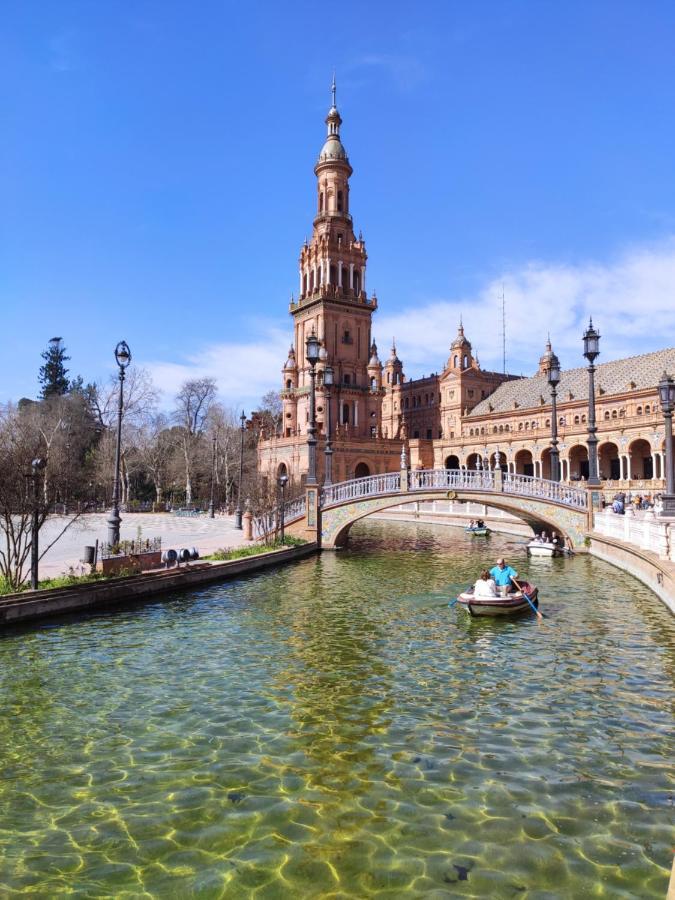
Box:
0;543;317;628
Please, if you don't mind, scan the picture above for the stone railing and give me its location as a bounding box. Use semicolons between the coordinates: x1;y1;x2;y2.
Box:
409;468;495;492
594;508;673;561
322;472;401;506
503;473;588;508
321;469;587;510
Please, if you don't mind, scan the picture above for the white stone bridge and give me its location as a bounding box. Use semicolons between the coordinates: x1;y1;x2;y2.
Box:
268;469;591;550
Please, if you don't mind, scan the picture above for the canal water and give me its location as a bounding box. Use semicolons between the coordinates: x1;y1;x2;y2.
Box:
0;521;672;897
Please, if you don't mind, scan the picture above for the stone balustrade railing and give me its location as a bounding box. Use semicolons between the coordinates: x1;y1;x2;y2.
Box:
594;508;674;561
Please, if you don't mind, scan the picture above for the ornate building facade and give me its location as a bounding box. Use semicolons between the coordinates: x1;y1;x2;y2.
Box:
257;89;674;493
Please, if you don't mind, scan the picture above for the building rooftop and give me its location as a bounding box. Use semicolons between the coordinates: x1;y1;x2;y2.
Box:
468;346;675;417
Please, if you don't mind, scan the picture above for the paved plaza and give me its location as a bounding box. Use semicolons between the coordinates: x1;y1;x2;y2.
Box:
37;512;251;578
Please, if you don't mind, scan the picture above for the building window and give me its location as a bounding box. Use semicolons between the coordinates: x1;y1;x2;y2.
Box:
468;389;474;398
645;404;651;414
344;373;351;385
286;379;292;390
636;406;643;415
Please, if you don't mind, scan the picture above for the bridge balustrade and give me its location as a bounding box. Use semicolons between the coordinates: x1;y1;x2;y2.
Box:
322;472;401;506
409;469;495;491
503;472;587;508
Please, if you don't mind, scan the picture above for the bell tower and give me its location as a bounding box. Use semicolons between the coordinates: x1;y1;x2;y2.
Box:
281;79;381;446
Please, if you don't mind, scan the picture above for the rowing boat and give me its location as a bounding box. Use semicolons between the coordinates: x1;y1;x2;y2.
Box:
465;526;491;536
455;582;539;616
527;541;562;557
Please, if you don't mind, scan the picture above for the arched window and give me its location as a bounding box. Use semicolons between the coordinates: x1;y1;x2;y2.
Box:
337;190;343;211
519;422;523;431
370;377;376;390
404;398;409;409
499;425;504;433
505;424;510;432
545;419;550;427
319;192;324;212
344;373;351;385
342;403;349;424
454;355;458;367
604;411;610;420
463;355;468;368
611;409;618;419
645;404;651;414
581;414;587;423
493;425;498;433
574;415;580;424
637;406;643;415
387;372;390;384
303;273;308;294
286;379;292;390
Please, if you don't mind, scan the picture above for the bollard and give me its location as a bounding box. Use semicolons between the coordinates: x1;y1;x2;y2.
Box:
243;509;253;541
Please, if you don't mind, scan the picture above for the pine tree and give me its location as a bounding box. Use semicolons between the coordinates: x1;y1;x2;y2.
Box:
39;337;71;399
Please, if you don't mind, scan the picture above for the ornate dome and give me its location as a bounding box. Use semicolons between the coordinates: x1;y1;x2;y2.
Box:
283;346;297;370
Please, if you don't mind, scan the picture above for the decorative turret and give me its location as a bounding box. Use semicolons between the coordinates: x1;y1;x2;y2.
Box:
538;336;558;375
448;321;474;371
384;339;404;387
282;346;298;390
367;340;383;391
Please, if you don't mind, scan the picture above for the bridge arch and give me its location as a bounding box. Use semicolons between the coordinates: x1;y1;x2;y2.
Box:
320;490;584;550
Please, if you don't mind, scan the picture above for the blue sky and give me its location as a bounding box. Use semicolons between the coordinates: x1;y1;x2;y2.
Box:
2;1;675;409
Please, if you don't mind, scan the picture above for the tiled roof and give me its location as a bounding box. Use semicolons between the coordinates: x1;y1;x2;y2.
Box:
468;347;675;417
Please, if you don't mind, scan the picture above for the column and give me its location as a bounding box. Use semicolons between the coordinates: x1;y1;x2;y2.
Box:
299;268;303;296
349;263;354;291
338;261;343;287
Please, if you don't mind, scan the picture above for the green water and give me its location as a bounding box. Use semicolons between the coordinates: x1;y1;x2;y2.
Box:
0;521;673;898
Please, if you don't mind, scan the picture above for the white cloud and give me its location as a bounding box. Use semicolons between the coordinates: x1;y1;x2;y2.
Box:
146;325;290;410
144;237;675;406
375;237;675;378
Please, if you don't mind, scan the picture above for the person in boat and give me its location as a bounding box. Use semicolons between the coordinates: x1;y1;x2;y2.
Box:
551;532;559;546
468;520;476;529
476;519;485;529
473;569;497;597
490;558;518;594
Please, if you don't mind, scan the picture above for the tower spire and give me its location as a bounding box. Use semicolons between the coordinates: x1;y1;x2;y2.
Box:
331;72;336;108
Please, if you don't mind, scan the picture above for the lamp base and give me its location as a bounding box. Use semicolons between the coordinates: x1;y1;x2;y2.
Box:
659;493;675;517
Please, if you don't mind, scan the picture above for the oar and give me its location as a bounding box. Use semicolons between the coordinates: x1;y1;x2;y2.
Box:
448;587;471;608
511;576;543;620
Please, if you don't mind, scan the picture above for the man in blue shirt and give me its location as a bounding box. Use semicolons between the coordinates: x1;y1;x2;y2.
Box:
490;558;518;594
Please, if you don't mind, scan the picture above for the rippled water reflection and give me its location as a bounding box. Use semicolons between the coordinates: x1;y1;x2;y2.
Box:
0;521;673;897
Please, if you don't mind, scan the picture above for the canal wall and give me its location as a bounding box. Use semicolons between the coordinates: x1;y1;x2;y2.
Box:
0;543;318;628
370;500;532;539
589;534;675;615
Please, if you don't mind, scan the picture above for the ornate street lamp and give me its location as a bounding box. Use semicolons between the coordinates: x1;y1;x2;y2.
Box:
305;330;321;485
323;363;334;486
107;340;131;548
278;473;288;542
582;319;601;486
658;371;675;515
208;433;216;518
30;457;46;590
546;347;561;482
235;411;245;529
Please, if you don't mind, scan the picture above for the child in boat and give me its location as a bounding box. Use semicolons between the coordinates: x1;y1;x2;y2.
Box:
473;569;497;597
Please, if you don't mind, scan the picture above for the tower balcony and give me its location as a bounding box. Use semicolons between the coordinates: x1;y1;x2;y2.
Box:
313;210;353;226
291;284;377;310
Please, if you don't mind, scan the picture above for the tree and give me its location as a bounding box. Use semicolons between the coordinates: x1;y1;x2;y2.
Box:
0;402;92;591
173;378;217;505
253;390;282;438
39;337;71;399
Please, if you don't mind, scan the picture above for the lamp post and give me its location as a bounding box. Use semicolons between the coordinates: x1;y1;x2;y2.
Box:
323;364;334;486
305;330;321;485
208;432;216;518
278;473;288;542
658;371;675;516
107;340;131;548
235;411;245;529
30;457;46;590
582;319;601;486
546;348;561;482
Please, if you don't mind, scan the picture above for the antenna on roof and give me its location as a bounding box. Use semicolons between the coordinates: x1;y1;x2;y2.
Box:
501;283;507;375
